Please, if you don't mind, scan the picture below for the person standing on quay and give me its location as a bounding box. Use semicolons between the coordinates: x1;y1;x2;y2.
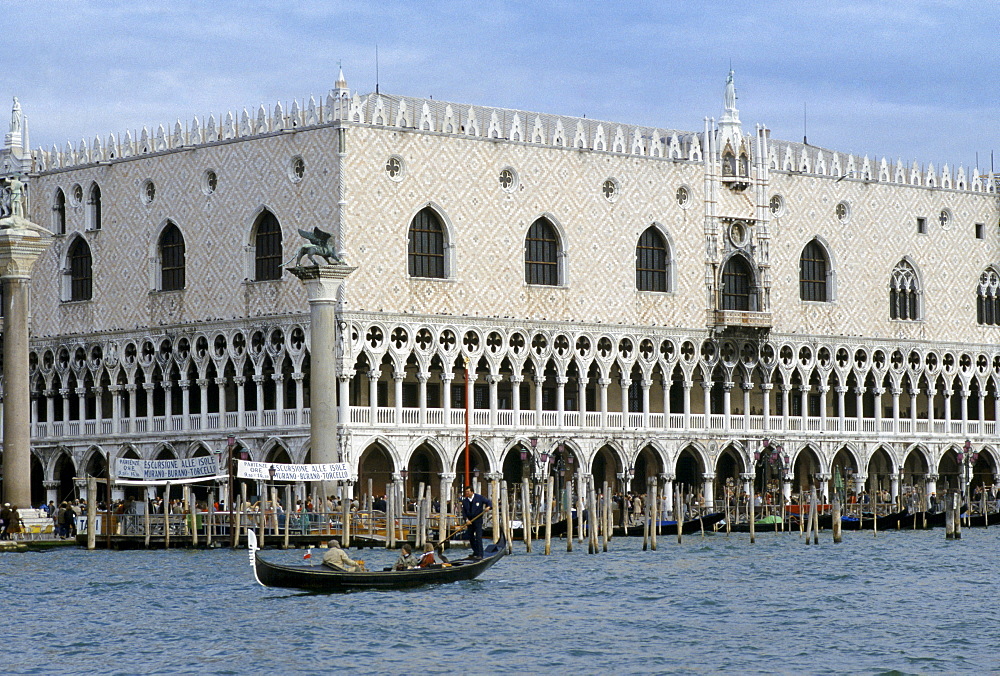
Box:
461;485;492;559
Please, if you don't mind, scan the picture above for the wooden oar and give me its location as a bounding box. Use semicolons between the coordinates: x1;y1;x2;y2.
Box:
436;509;488;545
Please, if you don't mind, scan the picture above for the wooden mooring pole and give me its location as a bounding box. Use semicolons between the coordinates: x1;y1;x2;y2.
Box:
832;495;842;544
544;476;553;555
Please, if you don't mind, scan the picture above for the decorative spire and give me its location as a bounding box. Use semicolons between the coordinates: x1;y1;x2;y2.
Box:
335;64;347;90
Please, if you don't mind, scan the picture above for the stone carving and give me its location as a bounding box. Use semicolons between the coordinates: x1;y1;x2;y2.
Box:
10;96;21;134
289;227;343;267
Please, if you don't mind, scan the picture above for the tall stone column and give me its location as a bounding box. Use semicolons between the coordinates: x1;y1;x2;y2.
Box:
290;264;356;468
0;200;53;507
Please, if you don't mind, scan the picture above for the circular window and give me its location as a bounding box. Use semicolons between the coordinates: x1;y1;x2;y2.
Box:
499;167;518;192
141;179;156;205
72;184;83;204
676;185;691;208
939;208;952;231
730;221;749;247
602;178;620;202
203;170;218;195
835;201;850;223
288;156;305;183
769;194;784;216
385;155;404;181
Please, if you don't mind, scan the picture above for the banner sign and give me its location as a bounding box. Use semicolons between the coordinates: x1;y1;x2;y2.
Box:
116;456;221;482
236;460;350;482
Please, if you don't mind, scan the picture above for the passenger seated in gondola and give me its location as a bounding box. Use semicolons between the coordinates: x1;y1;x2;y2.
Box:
393;543;419;570
416;543;451;568
322;539;363;572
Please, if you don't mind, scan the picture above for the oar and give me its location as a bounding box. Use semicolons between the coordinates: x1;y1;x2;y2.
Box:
437;509;488;545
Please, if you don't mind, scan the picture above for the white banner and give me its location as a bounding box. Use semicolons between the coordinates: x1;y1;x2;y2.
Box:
116;456;221;482
236;460;350;482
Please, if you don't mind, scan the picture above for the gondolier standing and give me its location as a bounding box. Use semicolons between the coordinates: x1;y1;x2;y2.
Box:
462;485;492;559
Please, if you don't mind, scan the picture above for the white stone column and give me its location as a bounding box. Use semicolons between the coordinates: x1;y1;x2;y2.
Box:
234;375;246;427
722;381;733;431
741;381;752;433
486;373;499;427
781;384;791;431
872;387;883;431
534;376;544;422
760;382;772;432
510;375;522;426
555;375;567;427
598;377;610;428
0;210;53;507
368;370;379;420
702;472;715;509
393;370;405;425
815;472;830;501
943;388;953;429
109;385;122;434
818;385;829;431
960;387;970;434
417;371;429;426
890;386;901;433
292;372;305;424
179;380;191;431
338;373;351;426
290;264;357;467
641;378;651;428
683;381;692;429
578;376;588;419
441;373;453;425
662;474;675;518
889;472;900;504
836;385;847;431
620;376;631;425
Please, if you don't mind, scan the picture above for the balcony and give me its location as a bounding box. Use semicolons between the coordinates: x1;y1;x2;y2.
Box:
710;309;772;329
32;406;994;443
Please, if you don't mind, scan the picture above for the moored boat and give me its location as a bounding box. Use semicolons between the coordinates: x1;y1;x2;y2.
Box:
613;512;726;536
247;530;506;591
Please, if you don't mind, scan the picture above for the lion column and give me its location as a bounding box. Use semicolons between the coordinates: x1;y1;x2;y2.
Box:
289;264;356;471
0;177;53;506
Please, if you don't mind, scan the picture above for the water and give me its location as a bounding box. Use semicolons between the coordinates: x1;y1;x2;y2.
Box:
4;529;1000;675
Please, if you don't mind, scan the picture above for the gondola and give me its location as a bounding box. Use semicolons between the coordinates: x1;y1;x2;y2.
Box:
247;530;506;591
613;512;726;537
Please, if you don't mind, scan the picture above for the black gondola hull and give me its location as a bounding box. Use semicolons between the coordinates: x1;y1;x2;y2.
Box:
249;532;506;591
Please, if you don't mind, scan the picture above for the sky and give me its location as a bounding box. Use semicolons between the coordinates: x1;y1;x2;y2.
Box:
3;1;998;170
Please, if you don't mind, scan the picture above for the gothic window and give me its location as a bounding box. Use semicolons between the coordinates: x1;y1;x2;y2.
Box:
721;256;752;311
977;268;1000;326
254;210;283;281
524;217;560;286
159;222;185;291
889;260;920;320
636;226;669;292
53;189;66;235
87;183;102;231
407;207;446;279
799;240;829;302
67;237;93;301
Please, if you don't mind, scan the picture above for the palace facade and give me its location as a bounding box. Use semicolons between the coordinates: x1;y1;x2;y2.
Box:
2;70;999;507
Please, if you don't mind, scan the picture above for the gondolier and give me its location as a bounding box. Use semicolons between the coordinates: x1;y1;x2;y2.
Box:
462;485;492;559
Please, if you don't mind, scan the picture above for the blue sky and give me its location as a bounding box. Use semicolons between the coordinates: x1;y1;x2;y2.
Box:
4;1;998;169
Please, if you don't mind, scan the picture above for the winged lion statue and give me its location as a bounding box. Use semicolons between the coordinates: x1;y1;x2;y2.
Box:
288;227;344;267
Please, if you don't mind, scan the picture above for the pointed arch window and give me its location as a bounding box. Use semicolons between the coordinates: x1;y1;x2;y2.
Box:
53;188;66;235
407;207;446;278
254;210;283;281
799;240;829;302
889;260;920;320
721;256;753;310
67;237;93;301
977;268;1000;326
525;217;560;286
159;222;185;291
636;226;669;292
87;183;102;231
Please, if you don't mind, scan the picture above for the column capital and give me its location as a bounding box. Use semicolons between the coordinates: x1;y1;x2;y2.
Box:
288;263;358;300
598;378;611;386
740;472;755;481
392;371;406;382
759;383;773;392
439;472;457;482
487;374;503;385
555;376;568;386
416;372;430;384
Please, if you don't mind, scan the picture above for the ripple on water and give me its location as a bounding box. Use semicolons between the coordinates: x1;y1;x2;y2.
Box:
3;530;1000;674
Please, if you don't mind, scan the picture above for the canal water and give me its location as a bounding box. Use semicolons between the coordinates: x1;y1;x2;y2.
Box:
4;528;999;675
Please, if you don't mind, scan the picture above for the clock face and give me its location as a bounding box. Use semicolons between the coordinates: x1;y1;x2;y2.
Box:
730;221;747;247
